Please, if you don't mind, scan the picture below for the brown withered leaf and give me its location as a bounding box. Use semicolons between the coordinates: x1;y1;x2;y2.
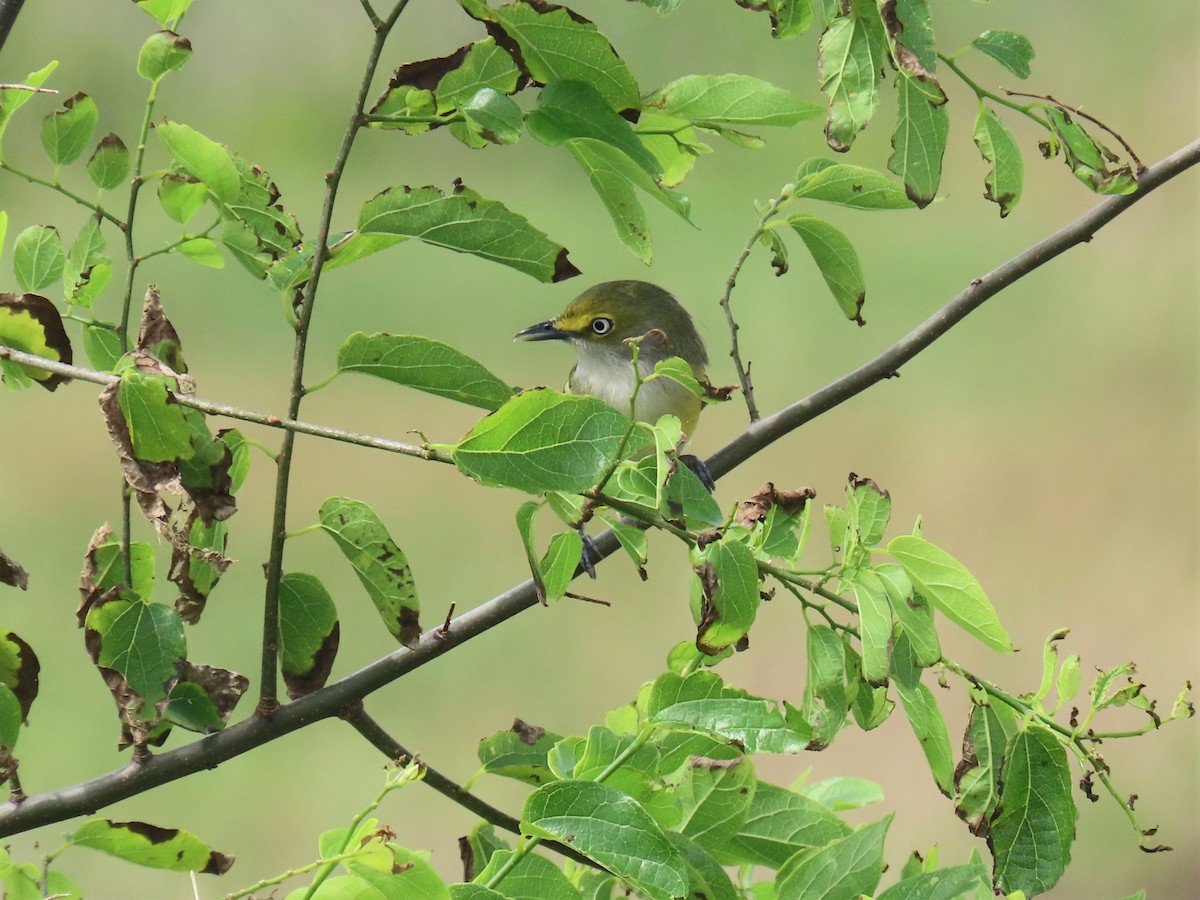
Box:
97;663;173;752
77;523;116;627
511;718;546;746
701;378;736;402
136;285;187;373
0;292;73;390
174;660;248;726
693;560;721;655
169;514;233;625
734;482;816;527
97;379;181;533
0;546;29;590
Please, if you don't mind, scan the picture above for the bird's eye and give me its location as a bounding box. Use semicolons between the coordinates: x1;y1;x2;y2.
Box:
590;317;614;335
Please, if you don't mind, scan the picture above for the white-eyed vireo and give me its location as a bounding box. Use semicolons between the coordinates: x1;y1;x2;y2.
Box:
514;280;709;439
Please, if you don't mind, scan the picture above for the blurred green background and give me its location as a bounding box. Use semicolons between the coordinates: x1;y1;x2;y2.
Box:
0;1;1196;897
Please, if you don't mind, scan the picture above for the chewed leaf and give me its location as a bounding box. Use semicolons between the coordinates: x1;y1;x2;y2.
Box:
973;104;1023;217
693;538;761;655
319;497;420;648
336;332;514;411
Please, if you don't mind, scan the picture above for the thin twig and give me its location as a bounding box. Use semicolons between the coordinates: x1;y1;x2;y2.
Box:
258;0;414;713
1003;89;1146;173
0;163;125;229
344;708;608;872
0;138;1195;838
0;346;450;463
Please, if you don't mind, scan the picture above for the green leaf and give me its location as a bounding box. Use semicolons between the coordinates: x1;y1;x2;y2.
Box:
674;756;756;848
155;121;240;204
118;372;193;462
792;162;916;210
88;539;156;600
178;238;224;269
970;30;1034;80
775;814;891;900
540;530;582;601
40;92;98;166
892;633;954;794
646;74;821;128
1055;653;1081;709
318;498;420;647
86;133;131;190
528;80;660;177
83;323;124;372
887;534;1013;652
459;88;523;144
873;564;939;666
889;74;949;208
278;573;339;699
569;725;661;803
875;859;990;900
453;388;630;493
62;216;111;307
788;215;864;324
566;137;691;265
471;849;578;898
477;721;564;785
488;2;640;111
69;818;231;874
336;332;514;411
157;173;209;223
846;474;890;548
818;0;887;151
137;30;192;81
0;61;58;162
717;781;851;869
693;537;761;654
989;725;1076;896
1042;107;1137;195
972;104;1023;217
522;781;687;900
953;699;1017;833
0;630;40;722
0;292;73;390
134;0;193;27
653;697;808;754
85;596;186;707
436;38;522;112
848;569;892;686
357;183;578;283
799;776;883;812
798;624;849;749
0;684;23;748
669;833;739;900
12;225;66;292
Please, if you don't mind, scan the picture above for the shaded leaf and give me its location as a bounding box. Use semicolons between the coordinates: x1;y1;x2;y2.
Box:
892;633;954;794
716;780;851;869
136;30;192;81
789;215;865;324
889;73;949;208
693;537;761;654
989;725;1076;895
522;780;687;900
87;133;131;190
528;79;660;176
775;814;890;900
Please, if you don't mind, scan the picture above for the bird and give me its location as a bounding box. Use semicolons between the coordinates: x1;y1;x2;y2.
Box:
514;280;709;441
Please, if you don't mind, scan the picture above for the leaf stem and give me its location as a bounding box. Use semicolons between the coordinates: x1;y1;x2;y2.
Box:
0;162;125;229
936;52;1050;130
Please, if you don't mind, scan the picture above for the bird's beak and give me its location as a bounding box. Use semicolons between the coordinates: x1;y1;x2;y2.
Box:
514;319;570;342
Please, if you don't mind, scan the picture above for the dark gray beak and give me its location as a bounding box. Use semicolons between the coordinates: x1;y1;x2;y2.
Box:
514;319;569;342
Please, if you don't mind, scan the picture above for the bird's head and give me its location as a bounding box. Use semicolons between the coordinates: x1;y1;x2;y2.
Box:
515;280;707;368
